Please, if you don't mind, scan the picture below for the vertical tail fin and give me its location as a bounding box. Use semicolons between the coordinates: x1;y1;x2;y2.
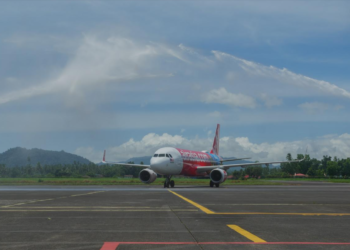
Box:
103;150;106;162
210;124;220;156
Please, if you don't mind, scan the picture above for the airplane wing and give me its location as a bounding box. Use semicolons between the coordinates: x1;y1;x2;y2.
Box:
220;157;251;162
102;150;150;168
196;156;305;173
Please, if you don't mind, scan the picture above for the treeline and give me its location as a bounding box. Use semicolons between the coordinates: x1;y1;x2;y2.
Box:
0;154;350;179
0;161;143;178
232;154;350;179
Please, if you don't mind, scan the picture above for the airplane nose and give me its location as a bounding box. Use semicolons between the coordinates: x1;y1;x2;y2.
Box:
150;157;167;172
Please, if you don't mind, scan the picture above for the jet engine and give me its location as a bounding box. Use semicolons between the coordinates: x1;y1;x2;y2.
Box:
139;169;157;184
210;168;227;184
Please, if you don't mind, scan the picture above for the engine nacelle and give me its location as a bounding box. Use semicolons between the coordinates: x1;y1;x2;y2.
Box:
139;169;157;184
210;168;227;184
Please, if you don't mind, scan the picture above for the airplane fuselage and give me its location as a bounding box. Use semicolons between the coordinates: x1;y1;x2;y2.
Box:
150;147;221;176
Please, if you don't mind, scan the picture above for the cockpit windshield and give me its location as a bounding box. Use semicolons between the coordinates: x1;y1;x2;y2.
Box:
154;153;172;158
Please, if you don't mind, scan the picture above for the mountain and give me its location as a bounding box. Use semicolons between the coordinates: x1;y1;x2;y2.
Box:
0;147;92;167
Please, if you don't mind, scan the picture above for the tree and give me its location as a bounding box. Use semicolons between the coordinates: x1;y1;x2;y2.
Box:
321;155;331;171
252;166;263;178
339;158;350;177
298;154;310;174
0;164;6;177
232;170;240;179
281;153;301;175
327;161;339;178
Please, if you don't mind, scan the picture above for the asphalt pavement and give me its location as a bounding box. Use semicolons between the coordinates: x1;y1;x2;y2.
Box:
1;182;350;250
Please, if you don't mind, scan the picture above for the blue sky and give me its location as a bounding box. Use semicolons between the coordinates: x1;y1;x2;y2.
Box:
0;1;349;162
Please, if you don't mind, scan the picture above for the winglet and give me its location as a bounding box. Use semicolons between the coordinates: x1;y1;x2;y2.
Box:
103;150;106;163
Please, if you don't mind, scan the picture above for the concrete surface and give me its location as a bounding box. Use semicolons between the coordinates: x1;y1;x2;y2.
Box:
0;183;350;250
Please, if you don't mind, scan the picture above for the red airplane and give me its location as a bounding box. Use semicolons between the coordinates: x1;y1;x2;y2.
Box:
103;124;304;188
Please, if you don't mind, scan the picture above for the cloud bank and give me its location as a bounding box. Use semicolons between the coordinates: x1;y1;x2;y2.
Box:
76;132;350;163
1;35;350;108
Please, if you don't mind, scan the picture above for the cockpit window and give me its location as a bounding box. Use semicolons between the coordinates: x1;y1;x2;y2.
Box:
169;154;172;158
153;154;158;157
159;154;165;157
166;154;169;157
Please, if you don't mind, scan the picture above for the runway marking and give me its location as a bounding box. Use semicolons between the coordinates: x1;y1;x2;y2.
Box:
168;190;350;216
0;209;198;212
216;212;350;216
202;203;350;206
168;190;215;214
1;191;106;208
100;241;350;249
227;225;266;242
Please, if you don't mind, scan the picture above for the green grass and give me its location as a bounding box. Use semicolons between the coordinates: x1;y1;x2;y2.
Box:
0;177;349;185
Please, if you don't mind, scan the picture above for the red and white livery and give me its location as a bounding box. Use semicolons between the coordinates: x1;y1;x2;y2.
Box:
103;124;304;188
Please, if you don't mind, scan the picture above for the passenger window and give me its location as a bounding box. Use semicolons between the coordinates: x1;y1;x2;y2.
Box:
153;154;158;157
159;154;165;157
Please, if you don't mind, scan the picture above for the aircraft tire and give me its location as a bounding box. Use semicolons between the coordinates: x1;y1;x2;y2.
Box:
164;180;170;188
170;180;175;188
210;181;214;187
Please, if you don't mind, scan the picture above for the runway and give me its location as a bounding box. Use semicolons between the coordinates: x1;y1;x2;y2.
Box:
1;183;350;249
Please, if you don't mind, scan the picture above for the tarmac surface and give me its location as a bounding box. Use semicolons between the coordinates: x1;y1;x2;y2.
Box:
1;182;350;250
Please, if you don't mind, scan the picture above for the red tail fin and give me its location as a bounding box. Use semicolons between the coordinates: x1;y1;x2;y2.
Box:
210;124;220;156
103;150;106;162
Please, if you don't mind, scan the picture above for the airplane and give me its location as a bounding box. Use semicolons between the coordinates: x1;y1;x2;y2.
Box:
102;124;305;188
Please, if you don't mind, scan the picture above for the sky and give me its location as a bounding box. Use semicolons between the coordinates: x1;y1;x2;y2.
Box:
0;1;349;163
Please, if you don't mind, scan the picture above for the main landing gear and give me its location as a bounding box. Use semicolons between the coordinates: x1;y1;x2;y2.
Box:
210;181;220;188
164;176;175;188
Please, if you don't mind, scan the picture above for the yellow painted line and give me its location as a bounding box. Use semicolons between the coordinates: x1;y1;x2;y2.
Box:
1;191;106;208
228;225;266;243
218;212;350;216
0;209;197;212
168;191;350;216
6;206;153;209
71;191;105;197
168;190;215;214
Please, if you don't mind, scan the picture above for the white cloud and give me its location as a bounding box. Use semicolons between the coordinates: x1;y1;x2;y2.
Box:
203;88;256;108
207;111;222;118
213;51;350;99
2;35;349;108
0;36;183;106
76;132;350;163
1;35;349;133
260;93;282;107
299;102;344;114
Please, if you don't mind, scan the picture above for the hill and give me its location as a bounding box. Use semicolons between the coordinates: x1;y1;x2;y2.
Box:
0;147;92;167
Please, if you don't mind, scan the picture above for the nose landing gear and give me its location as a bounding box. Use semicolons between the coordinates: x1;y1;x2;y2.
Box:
164;176;175;188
